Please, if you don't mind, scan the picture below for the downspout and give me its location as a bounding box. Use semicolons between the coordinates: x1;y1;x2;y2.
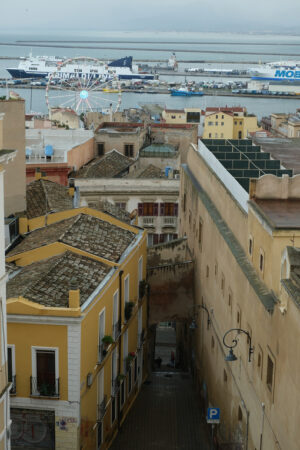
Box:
117;270;124;431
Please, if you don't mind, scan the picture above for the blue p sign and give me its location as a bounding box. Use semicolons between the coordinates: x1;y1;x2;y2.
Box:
207;407;220;423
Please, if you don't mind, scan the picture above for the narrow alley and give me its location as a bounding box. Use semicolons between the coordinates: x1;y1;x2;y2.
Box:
110;325;210;450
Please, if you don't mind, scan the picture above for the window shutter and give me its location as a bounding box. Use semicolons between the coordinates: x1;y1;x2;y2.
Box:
138;203;143;216
160;203;165;216
153;234;159;245
174;204;178;217
159;234;165;243
153;203;158;216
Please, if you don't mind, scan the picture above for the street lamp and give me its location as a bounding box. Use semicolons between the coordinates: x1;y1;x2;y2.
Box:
189;303;211;329
223;328;254;362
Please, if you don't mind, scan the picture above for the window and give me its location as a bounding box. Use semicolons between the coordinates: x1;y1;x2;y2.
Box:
147;233;159;246
266;354;275;393
214;262;218;276
208;121;213;126
221;122;224;126
249;237;253;256
98;309;106;362
238;406;243;421
221;274;225;294
206;265;209;278
183;193;186;212
97;143;105;156
215;133;218;138
236;305;241;327
259;250;264;272
215;122;218;126
124;275;130;305
115;202;126;210
234;121;237;125
138;203;158;217
228;289;232;308
198;219;203;248
124;144;134;157
113;290;119;340
222;115;224;119
239;121;242;125
238;131;242;139
211;336;215;350
209;133;212;138
216;115;218;119
257;346;263;380
186;111;200;123
171;115;176;119
8;345;16;394
221;133;224;138
31;347;59;397
160;203;178;217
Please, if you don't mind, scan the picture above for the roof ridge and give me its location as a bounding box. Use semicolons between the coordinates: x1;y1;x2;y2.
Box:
58;214;82;242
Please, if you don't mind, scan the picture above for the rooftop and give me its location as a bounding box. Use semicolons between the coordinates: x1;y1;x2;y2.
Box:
201;138;293;192
26;179;73;219
7;251;111;307
88;200;132;224
8;213;136;262
25;129;94;163
250;199;300;229
252;136;300;174
74;150;133;178
135;164;164;179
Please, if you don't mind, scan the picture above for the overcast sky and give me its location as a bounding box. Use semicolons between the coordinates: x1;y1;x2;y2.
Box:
1;0;300;34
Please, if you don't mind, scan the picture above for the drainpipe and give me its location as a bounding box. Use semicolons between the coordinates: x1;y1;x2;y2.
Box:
259;403;265;450
117;270;124;430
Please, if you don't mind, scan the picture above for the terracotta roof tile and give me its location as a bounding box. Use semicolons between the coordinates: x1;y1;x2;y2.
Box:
74;150;133;178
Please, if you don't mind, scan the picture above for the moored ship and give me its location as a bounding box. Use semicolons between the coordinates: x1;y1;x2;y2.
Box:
249;61;300;81
6;54;155;81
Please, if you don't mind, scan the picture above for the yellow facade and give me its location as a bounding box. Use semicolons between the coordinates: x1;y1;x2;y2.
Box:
162;108;202;124
6;208;148;449
203;111;260;139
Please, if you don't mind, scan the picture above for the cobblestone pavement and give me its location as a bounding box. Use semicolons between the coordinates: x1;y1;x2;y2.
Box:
110;371;210;450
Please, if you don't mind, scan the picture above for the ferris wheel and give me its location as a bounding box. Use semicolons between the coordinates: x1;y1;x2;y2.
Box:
45;56;122;115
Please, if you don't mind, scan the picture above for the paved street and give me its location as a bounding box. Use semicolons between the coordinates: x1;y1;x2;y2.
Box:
110;371;210;450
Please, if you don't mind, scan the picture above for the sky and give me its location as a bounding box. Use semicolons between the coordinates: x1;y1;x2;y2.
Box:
1;0;300;34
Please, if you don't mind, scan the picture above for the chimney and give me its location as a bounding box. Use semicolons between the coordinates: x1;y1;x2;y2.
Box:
69;278;80;309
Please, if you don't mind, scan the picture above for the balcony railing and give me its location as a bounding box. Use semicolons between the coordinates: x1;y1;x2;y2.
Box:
141;216;156;227
162;216;177;227
30;377;60;398
97;395;107;421
10;375;16;395
113;320;121;341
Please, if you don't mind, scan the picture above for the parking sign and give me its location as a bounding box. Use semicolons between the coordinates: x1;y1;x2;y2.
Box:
207;407;220;424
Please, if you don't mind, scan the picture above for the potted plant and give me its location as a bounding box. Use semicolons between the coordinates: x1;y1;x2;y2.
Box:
102;335;114;350
126;352;135;370
117;373;126;385
124;301;135;321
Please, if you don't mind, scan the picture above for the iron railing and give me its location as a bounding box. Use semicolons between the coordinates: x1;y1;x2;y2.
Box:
10;375;16;395
30;377;60;398
97;395;107;421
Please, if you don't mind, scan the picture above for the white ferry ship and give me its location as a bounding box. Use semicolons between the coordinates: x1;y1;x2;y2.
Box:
6;54;155;81
248;61;300;81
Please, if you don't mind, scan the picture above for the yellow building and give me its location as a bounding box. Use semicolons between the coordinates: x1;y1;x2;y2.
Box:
6;207;148;449
179;139;300;449
0;149;17;450
162;108;202;124
202;107;260;139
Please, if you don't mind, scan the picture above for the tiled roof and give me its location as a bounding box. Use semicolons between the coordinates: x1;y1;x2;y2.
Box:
87;201;132;224
140;144;177;157
136;164;163;178
7;251;111;307
74;150;133;178
26;179;73;219
8;213;136;262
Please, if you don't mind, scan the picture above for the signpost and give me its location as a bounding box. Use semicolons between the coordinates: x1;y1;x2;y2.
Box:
207;408;220;449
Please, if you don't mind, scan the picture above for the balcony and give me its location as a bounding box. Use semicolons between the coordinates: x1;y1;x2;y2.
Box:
141;216;156;228
162;216;177;228
98;343;106;364
10;375;16;395
97;395;107;421
30;376;60;398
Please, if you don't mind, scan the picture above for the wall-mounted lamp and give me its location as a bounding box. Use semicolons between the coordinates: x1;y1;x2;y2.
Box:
189;303;211;329
223;328;254;362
